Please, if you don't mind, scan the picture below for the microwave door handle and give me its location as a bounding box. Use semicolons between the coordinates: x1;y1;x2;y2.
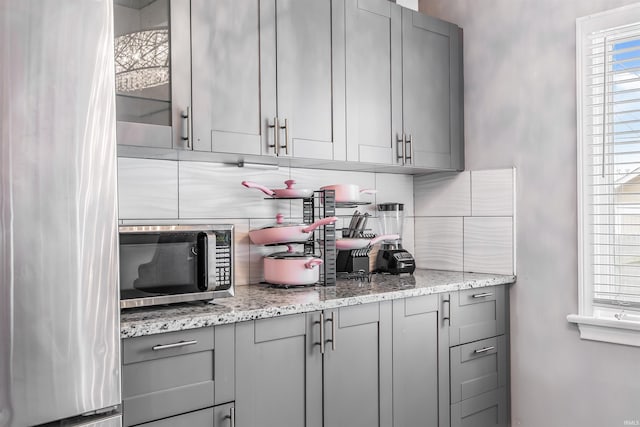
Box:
201;231;217;291
196;232;210;291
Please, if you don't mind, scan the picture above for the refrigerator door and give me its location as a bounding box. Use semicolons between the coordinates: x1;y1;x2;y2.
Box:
0;0;121;426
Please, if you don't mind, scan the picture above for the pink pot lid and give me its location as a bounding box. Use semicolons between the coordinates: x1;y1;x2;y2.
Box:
259;213;306;229
266;245;321;259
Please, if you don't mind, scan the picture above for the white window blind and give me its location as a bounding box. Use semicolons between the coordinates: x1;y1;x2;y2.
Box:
581;22;640;316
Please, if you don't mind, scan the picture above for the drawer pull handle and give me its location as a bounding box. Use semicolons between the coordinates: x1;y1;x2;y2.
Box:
152;340;198;351
474;346;495;354
472;292;493;298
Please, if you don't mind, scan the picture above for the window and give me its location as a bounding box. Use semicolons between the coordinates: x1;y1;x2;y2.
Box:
570;4;640;346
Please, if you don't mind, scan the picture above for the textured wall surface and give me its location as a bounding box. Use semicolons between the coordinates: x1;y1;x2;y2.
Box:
117;159;415;285
419;0;640;426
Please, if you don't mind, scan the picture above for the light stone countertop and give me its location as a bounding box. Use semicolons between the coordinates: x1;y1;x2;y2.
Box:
120;269;516;338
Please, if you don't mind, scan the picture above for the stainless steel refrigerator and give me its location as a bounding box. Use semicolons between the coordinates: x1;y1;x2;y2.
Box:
1;0;121;426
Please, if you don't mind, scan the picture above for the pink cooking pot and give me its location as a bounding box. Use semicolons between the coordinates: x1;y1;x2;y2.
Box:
335;234;400;251
249;214;338;245
242;179;314;198
319;184;377;203
264;246;324;286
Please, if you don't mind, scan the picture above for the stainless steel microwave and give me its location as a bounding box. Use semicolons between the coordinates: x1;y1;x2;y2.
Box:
118;224;234;309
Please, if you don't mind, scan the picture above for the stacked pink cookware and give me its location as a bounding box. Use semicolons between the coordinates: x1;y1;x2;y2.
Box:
242;180;338;286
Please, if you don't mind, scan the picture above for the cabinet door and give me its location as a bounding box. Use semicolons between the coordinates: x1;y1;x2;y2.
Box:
262;0;344;160
114;0;191;149
191;0;263;154
392;295;449;427
402;8;463;170
323;302;392;427
345;0;402;165
235;314;322;427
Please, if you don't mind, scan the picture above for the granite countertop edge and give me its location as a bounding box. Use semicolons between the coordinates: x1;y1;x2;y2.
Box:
120;271;516;338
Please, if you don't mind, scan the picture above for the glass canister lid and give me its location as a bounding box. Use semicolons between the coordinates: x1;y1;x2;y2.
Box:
377;203;404;211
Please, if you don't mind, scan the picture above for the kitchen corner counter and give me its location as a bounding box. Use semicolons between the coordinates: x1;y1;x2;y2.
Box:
120;269;516;338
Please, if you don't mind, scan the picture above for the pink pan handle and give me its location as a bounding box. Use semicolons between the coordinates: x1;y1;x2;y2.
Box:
302;216;338;233
369;234;400;246
305;258;324;269
241;181;275;196
359;189;378;195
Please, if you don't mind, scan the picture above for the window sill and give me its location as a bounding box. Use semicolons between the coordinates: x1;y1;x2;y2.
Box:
567;314;640;347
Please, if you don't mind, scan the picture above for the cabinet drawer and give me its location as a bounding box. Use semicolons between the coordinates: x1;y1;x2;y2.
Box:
134;407;213;427
123;327;214;364
122;341;215;426
450;336;506;403
449;286;506;346
451;387;508;427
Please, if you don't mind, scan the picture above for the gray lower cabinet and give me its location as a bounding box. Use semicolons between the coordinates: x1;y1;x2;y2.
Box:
121;324;235;427
392;295;449;427
447;285;509;427
235;302;391;427
191;0;344;161
323;303;393;427
235;313;321;427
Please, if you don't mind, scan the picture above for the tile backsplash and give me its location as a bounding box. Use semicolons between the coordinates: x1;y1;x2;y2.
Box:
413;168;516;275
117;159;515;281
117;158;415;285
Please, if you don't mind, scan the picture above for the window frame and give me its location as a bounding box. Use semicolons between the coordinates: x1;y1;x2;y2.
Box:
569;2;640;347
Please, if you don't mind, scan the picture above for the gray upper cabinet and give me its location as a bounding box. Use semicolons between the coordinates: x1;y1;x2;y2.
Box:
191;0;262;155
345;0;402;164
402;8;463;170
344;1;464;170
114;0;191;150
191;0;345;161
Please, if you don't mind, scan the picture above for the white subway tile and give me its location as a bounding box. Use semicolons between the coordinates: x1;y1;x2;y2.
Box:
117;158;178;219
414;171;471;216
471;168;514;216
463;217;513;275
414;217;463;271
179;161;291;219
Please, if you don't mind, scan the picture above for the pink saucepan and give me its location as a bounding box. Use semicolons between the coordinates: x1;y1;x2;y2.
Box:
319;184;377;203
335;234;400;251
264;246;324;286
242;179;314;198
249;214;338;245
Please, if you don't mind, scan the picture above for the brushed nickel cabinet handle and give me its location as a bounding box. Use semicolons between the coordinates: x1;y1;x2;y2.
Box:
225;407;235;427
181;106;192;149
317;312;325;354
396;133;405;165
280;118;289;155
405;134;413;165
472;292;494;298
152;340;198;351
474;346;495;354
268;117;280;155
326;312;336;351
442;295;451;324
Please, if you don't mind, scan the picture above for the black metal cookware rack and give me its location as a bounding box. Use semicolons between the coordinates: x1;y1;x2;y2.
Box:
302;190;336;286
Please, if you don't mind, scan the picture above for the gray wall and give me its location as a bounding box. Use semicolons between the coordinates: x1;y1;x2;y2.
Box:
418;0;640;426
